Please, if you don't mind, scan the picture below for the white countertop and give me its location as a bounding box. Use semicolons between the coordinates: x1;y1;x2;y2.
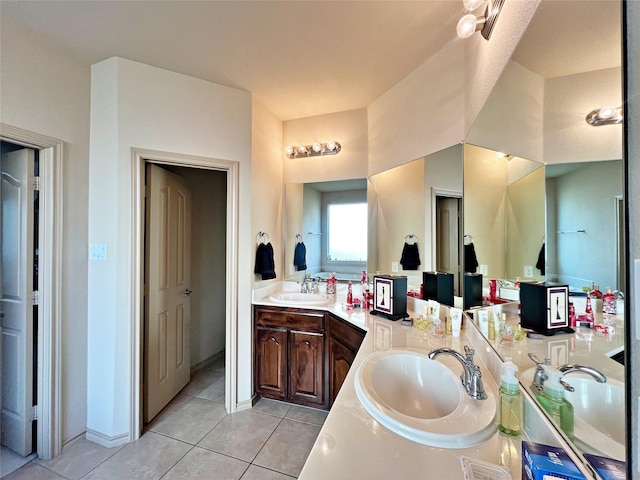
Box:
252;284;607;479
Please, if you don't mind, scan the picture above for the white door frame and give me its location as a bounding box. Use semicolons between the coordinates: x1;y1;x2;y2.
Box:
130;148;239;438
431;187;463;269
0;123;64;460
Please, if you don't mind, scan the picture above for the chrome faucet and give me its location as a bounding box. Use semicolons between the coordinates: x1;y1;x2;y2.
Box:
528;353;550;392
300;277;319;294
557;364;607;392
428;345;488;400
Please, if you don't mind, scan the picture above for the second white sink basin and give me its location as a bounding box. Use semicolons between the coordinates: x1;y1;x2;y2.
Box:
521;368;625;460
354;349;496;448
269;292;331;306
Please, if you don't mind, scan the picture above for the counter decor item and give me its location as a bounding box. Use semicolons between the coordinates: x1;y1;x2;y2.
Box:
370;275;408;320
520;283;572;335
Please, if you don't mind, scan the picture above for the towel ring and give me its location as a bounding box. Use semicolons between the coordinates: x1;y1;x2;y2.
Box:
256;231;270;245
464;234;473;245
295;233;303;243
404;234;418;245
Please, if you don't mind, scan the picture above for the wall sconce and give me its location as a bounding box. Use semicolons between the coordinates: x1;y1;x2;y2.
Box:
586;106;623;126
456;0;505;40
284;141;341;159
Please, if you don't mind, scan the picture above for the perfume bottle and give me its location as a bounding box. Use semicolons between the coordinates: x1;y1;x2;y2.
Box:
603;287;617;315
346;281;353;305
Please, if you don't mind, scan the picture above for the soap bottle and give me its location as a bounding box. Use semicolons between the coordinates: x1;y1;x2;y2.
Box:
603;287;617;315
535;367;574;441
499;360;521;436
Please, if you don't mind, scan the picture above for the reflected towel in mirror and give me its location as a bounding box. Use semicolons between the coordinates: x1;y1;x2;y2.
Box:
464;242;479;273
294;241;307;271
400;242;421;270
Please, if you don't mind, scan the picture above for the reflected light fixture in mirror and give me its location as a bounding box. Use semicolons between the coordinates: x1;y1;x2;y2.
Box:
586;106;623;126
285;141;341;159
456;0;505;40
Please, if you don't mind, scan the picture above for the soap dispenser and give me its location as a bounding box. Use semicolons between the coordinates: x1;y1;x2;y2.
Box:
499;360;521;436
535;366;574;441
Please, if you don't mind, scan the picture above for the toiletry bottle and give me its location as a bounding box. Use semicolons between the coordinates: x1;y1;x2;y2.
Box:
590;283;603;299
488;311;495;340
535;367;574;441
499;360;521;436
603;287;617;315
327;273;336;295
346;281;353;305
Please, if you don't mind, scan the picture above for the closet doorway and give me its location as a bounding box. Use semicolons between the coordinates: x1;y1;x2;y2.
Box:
432;189;462;296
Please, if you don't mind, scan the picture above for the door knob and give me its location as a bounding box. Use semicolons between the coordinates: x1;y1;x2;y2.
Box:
184;289;192;296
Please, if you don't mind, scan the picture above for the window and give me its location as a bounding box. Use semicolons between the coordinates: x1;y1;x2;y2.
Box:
327;202;367;261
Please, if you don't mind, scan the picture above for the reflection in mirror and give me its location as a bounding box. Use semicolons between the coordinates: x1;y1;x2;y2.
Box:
463;0;623;466
463;144;545;282
545;160;624;292
368;145;463;291
284;179;367;282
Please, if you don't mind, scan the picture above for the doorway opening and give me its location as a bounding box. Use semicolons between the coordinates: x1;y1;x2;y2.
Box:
142;162;227;424
131;148;239;438
432;189;463;296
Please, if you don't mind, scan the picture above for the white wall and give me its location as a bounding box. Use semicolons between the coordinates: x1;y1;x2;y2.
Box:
88;58;252;443
284;109;368;184
0;21;90;444
251;98;284;288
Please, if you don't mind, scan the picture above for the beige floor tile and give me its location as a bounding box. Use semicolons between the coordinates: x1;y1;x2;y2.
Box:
2;463;65;480
0;447;36;477
240;464;296;480
195;377;225;403
181;368;225;396
163;446;249;480
251;398;291;418
253;419;321;477
34;436;123;479
284;405;328;426
148;396;228;444
82;431;191;479
198;410;281;462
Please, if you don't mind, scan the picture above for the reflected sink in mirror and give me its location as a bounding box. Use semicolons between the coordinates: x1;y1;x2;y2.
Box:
521;368;625;461
269;292;331;306
354;350;496;448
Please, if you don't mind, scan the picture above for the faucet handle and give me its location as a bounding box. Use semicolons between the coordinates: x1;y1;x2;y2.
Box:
468;364;488;400
463;345;476;363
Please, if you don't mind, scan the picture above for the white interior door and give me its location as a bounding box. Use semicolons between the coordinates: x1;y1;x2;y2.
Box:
436;197;461;295
1;148;35;456
144;164;192;423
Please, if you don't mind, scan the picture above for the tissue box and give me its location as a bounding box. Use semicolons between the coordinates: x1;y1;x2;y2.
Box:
583;454;626;480
522;441;586;480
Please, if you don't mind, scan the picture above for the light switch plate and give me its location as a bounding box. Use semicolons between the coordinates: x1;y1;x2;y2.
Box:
391;262;399;272
524;265;533;277
479;264;488;275
89;243;108;261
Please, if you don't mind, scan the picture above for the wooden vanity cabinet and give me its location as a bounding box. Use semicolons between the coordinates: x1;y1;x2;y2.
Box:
254;305;366;410
327;315;366;407
254;306;326;408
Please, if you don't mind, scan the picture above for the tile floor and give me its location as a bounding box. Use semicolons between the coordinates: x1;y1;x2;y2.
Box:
2;356;326;479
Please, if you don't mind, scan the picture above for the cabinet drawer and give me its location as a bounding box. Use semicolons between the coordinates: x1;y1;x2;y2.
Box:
255;306;325;332
328;314;365;352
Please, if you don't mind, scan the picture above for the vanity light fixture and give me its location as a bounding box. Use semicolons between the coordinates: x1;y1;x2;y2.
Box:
456;0;505;40
285;141;341;159
586;106;623;126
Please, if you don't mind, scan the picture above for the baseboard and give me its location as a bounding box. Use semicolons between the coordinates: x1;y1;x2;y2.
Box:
190;349;225;374
236;394;256;412
86;428;130;449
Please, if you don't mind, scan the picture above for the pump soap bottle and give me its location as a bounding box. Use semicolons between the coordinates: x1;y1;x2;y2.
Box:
535;366;574;441
499;360;521;436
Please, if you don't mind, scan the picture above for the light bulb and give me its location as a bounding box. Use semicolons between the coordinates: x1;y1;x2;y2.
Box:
598;106;617;119
457;14;479;39
463;0;485;11
284;146;294;156
297;145;308;154
326;141;336;151
312;143;322;153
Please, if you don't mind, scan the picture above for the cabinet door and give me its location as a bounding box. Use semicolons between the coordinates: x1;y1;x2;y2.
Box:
255;327;287;400
289;331;325;407
328;337;356;407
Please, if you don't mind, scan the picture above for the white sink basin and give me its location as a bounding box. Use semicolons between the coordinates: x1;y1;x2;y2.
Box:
354;350;496;448
269;292;331;306
521;368;625;460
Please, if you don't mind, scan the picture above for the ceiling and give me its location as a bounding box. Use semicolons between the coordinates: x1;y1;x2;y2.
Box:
0;0;622;122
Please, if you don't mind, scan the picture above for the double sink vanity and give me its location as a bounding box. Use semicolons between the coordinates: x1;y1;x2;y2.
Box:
252;282;623;479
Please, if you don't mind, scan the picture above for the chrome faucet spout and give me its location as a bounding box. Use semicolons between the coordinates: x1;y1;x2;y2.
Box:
558;364;607;383
428;346;487;400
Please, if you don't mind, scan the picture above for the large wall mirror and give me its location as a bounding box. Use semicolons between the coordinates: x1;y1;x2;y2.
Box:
464;0;624;465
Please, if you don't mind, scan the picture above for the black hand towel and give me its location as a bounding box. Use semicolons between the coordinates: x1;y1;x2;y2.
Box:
400;242;420;270
254;242;277;280
293;241;307;271
536;243;545;275
464;242;479;273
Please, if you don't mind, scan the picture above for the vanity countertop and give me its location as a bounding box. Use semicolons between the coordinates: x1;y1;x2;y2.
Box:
251;285;602;480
